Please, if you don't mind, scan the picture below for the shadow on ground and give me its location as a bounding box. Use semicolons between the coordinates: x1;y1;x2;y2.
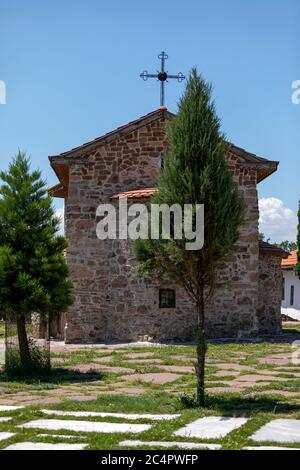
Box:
180;393;300;414
0;367;105;385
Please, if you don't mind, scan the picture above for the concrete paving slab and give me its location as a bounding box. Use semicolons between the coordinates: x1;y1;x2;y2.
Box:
251;419;300;443
19;418;151;434
41;409;180;421
119;440;222;450
245;446;300;451
0;432;15;442
4;442;87;450
0;406;23;412
174;416;248;439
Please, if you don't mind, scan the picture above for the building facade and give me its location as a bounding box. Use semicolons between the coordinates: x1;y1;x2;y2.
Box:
48;108;287;343
282;251;300;321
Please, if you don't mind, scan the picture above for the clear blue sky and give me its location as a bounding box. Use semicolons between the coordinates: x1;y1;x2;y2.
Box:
0;0;299;238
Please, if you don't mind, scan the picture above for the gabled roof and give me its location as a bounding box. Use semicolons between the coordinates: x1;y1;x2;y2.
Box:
282;250;298;267
49;108;169;161
259;240;289;258
48;108;279;197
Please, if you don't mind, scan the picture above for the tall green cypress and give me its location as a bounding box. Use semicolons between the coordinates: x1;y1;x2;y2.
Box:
0;152;73;372
134;69;246;404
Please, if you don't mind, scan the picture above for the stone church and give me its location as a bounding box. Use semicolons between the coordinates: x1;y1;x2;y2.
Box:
48;108;287;343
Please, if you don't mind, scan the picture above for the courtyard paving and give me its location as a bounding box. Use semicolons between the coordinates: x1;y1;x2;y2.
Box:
0;406;300;450
0;323;299;449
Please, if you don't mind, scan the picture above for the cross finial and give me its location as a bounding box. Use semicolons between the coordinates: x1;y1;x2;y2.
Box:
140;51;185;107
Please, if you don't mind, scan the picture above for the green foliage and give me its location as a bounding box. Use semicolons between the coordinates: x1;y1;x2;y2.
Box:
0;151;73;374
5;343;50;377
273;240;297;252
134;69;245;298
133;69;245;404
0;151;73;318
259;233;297;252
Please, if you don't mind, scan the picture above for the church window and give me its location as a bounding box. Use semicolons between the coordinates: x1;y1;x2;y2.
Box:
159;289;176;308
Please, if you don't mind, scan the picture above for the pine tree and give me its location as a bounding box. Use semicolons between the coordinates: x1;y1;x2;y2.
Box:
134;69;246;405
0;152;73;372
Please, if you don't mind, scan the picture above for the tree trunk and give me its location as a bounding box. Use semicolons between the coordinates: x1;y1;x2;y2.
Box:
196;285;206;406
16;315;32;370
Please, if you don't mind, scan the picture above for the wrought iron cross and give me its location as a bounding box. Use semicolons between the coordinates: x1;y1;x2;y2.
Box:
140;51;185;107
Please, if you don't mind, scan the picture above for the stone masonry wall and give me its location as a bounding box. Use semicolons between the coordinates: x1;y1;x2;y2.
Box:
257;252;283;334
64;115;260;342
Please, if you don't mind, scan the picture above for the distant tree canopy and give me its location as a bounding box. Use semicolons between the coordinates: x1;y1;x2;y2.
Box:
259;233;297;253
274;240;297;252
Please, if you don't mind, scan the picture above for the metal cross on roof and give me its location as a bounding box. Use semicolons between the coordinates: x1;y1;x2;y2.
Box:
140;51;185;107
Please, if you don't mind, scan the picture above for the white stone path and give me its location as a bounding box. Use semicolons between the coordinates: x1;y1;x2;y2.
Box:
37;433;87;440
174;417;249;439
0;432;15;442
2;406;300;450
251;419;300;444
4;442;87;450
20;419;151;434
119;440;221;450
0;406;23;412
245;446;300;451
41;409;180;421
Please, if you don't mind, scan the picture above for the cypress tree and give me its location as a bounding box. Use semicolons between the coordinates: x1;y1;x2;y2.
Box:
134;69;246;404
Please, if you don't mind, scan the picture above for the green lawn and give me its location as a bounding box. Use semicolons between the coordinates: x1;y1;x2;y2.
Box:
0;323;300;450
0;392;300;450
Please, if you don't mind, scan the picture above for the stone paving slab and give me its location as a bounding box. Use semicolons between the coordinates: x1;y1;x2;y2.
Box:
0;432;15;441
125;353;155;359
4;442;87;450
234;374;288;383
258;355;292;366
119;440;222;450
251;419;300;443
0;417;11;423
20;419;151;434
214;371;239;378
94;356;114;363
245;446;300;451
65;364;132;373
41;409;180;421
159;365;195;373
174;416;248;439
120;373;182;384
0;405;23;412
170;356;193;362
115;387;145;395
216;364;256;372
125;359;163;364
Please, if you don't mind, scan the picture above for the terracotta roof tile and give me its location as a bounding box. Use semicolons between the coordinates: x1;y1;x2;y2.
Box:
282;250;298;266
111;188;157;200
